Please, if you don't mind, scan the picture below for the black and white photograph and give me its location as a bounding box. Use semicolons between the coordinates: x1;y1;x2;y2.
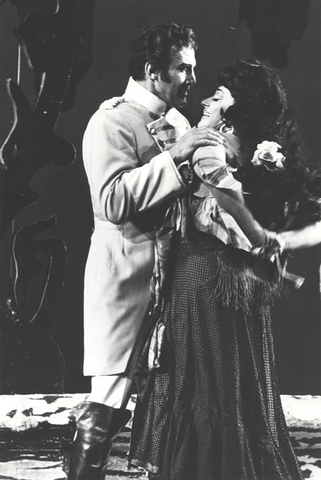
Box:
0;1;320;479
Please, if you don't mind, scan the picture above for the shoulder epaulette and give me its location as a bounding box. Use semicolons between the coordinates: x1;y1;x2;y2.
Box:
99;96;124;110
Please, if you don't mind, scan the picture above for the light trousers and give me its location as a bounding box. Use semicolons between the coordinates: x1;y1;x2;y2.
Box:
87;315;151;409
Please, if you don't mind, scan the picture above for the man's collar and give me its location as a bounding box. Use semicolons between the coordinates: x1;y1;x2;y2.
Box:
124;77;168;117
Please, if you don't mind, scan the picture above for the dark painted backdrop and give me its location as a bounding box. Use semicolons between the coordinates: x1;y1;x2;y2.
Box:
0;0;320;395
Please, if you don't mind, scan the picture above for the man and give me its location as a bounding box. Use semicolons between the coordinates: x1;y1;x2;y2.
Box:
68;23;222;479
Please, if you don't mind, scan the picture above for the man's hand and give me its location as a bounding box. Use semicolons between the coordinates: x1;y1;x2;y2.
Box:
169;127;224;165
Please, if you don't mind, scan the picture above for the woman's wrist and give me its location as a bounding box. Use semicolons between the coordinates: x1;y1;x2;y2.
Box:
274;233;286;252
257;228;276;248
251;229;283;261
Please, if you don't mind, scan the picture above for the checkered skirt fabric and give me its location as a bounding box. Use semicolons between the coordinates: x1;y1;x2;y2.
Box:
129;226;303;480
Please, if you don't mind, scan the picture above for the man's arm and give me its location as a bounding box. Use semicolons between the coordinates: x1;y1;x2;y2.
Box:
277;221;321;250
83;110;223;225
83;109;185;224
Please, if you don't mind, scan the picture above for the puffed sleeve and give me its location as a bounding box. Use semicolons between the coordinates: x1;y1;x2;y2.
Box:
192;145;242;191
83;109;187;224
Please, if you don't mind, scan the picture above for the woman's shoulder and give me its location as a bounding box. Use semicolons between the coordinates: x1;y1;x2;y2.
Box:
192;144;226;166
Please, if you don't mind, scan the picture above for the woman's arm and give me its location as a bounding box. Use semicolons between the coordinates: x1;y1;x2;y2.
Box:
211;186;267;247
192;145;267;247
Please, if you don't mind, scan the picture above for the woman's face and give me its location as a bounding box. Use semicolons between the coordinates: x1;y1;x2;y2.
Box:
198;86;235;128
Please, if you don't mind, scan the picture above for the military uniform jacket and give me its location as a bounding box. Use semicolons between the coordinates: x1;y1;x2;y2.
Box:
82;78;189;375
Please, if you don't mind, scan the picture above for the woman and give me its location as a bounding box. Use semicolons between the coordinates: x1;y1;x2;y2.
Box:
128;59;321;479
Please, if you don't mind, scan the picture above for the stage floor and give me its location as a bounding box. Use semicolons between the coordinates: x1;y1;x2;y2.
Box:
0;394;320;479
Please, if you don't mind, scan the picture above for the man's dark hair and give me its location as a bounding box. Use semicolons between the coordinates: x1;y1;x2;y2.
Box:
128;23;197;81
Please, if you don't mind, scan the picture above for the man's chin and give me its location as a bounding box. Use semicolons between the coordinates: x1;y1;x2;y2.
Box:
176;98;188;109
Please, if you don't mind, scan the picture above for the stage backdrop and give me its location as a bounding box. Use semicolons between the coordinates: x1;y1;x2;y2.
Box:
0;0;320;395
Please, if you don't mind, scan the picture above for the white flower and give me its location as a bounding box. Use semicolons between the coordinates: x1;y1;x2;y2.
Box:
251;141;285;171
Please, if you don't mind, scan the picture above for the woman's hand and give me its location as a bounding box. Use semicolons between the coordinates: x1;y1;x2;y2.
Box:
251;230;280;261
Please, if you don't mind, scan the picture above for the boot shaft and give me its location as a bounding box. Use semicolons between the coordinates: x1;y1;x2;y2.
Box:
67;401;131;480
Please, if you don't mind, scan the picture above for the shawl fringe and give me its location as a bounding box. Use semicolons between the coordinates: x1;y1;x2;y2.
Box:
202;246;286;315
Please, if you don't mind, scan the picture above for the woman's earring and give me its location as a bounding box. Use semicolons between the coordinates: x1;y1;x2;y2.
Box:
219;123;234;134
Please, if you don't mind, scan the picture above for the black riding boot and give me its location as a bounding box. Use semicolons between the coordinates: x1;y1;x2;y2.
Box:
67;401;131;480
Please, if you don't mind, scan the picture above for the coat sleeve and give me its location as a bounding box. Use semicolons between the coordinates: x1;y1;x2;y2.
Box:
83;109;187;224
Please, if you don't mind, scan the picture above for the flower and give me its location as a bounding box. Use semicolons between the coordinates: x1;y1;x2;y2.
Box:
251;141;285;171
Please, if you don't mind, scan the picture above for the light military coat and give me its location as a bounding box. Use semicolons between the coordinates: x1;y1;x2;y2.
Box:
82;78;190;375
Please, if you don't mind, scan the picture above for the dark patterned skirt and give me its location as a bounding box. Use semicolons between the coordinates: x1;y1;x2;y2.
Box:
128;227;303;480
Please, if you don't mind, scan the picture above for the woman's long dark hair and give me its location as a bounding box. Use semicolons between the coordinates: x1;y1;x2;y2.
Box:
219;58;321;231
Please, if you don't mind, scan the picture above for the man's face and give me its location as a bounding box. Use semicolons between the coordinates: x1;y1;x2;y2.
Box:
154;46;196;109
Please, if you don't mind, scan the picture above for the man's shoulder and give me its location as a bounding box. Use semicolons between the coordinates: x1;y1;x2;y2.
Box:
85;99;160;144
95;97;150;117
90;98;157;130
99;97;125;110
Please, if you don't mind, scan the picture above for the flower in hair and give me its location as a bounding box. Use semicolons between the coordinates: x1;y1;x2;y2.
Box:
251;141;285;172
